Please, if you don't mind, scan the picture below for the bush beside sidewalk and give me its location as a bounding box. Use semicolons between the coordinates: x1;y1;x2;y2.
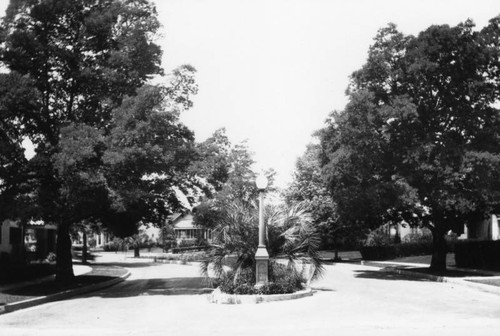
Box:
0;263;129;314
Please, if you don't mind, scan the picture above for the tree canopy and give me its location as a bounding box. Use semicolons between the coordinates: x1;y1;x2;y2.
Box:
0;0;199;280
191;128;277;231
319;17;500;270
284;143;345;250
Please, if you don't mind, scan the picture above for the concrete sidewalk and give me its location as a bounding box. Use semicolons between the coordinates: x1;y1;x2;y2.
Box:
319;250;500;295
357;259;500;296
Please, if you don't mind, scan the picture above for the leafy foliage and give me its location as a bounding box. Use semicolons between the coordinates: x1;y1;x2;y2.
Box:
0;0;198;280
285;143;363;250
319;17;500;270
192;131;262;229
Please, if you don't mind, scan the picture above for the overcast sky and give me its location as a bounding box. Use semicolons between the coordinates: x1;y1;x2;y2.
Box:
1;0;500;187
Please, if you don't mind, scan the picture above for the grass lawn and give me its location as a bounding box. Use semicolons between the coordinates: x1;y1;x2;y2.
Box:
0;263;56;285
0;265;127;305
388;254;500;278
402;267;489;278
390;253;456;267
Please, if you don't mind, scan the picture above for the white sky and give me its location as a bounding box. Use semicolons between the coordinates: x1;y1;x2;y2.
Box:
2;0;500;187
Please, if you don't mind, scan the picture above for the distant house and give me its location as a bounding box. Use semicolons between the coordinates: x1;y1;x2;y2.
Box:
92;231;111;248
460;214;500;241
0;219;57;262
388;222;427;242
386;215;500;242
170;212;212;245
72;230;111;250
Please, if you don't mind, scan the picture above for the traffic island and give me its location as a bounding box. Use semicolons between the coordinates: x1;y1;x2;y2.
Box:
207;287;313;304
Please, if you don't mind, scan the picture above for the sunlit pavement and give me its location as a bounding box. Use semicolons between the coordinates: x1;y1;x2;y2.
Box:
1;259;500;336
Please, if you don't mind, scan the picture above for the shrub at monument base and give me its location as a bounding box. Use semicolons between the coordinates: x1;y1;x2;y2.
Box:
217;263;305;295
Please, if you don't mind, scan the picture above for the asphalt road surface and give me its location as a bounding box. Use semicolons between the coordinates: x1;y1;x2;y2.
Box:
1;259;499;336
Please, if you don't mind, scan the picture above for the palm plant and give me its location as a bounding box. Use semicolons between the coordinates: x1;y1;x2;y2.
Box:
200;200;324;288
267;203;325;281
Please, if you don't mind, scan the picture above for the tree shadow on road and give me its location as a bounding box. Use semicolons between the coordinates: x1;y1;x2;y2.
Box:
85;277;215;298
1;275;118;303
353;270;431;282
93;262;159;269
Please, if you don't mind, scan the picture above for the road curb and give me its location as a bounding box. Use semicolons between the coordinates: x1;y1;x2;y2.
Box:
207;287;314;304
380;267;500;296
0;270;130;315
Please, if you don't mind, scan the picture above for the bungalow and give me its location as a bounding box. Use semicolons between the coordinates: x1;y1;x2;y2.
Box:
170;212;212;246
0;219;57;263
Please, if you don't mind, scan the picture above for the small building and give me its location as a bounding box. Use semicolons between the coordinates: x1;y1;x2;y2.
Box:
72;230;111;250
461;214;500;240
0;219;57;263
170;212;212;246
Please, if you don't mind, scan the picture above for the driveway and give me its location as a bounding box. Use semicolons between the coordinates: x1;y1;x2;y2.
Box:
1;260;499;336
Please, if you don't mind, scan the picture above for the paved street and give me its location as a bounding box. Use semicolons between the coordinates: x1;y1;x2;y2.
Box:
1;259;500;336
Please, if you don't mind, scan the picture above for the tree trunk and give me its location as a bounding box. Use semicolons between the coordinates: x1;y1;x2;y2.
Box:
56;221;74;282
394;224;401;244
430;229;447;272
333;248;342;261
134;246;140;258
82;230;88;264
19;220;27;265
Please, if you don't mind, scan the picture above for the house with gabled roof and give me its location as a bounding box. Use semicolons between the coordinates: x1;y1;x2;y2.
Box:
170;212;212;246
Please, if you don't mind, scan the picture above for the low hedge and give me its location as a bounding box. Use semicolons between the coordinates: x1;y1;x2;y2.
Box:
171;245;209;254
454;240;500;270
360;242;433;261
156;252;206;263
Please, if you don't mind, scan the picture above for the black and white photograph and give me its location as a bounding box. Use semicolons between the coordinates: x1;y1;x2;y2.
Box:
1;0;500;335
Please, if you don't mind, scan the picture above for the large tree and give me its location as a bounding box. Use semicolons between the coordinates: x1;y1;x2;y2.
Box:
192;129;277;231
284;144;342;252
0;0;198;280
320;18;500;270
102;82;198;236
189;128;232;196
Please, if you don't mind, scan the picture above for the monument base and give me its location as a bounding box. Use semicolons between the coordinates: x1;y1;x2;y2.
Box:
255;245;269;287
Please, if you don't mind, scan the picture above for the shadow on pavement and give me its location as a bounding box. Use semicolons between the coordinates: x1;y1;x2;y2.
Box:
311;286;336;292
93;262;159;269
2;275;118;300
88;277;214;298
353;270;431;281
